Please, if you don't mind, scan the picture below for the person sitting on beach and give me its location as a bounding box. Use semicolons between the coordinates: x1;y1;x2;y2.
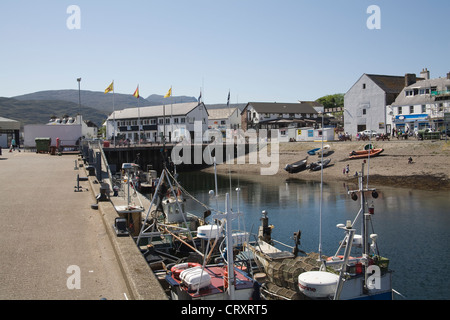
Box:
408;157;413;164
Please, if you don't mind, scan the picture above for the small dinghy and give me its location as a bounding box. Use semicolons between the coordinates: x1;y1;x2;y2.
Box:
309;158;331;171
284;158;308;174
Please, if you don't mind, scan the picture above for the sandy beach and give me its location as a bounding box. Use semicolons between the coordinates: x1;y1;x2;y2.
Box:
201;139;450;191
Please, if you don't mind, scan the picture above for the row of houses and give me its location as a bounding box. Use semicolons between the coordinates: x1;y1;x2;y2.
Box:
344;68;450;136
105;68;449;144
104;101;332;144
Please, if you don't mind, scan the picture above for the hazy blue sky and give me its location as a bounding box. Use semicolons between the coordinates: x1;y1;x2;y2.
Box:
1;0;449;104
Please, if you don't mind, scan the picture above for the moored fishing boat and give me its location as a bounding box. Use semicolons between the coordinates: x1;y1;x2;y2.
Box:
164;193;259;300
245;162;394;300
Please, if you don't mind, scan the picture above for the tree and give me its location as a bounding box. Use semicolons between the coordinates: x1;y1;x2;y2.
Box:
316;93;344;111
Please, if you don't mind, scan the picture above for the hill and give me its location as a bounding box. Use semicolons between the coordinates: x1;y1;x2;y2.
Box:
0;97;108;127
13;90;197;113
3;89;198;128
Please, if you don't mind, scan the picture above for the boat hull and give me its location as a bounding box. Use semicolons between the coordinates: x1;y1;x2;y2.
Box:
284;159;308;173
349;148;384;159
309;158;331;171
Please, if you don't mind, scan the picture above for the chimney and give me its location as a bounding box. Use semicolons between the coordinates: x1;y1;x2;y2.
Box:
405;73;417;87
420;68;430;80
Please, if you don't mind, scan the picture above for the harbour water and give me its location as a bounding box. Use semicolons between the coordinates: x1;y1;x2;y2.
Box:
170;170;450;300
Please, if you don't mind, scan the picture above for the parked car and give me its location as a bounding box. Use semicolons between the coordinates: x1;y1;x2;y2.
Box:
358;130;378;137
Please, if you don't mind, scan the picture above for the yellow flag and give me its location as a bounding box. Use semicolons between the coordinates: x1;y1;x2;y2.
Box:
105;81;114;94
133;86;139;98
164;87;172;98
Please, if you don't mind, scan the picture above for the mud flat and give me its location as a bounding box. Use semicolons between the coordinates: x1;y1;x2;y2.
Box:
202;140;450;191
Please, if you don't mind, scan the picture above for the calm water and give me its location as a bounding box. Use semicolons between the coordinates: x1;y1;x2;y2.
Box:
173;171;450;300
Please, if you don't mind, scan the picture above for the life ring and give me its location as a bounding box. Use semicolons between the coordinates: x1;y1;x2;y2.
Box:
170;262;201;280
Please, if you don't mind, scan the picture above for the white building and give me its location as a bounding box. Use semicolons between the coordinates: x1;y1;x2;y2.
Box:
47;115;98;139
344;73;408;136
390;70;450;133
207;107;241;135
105;102;209;144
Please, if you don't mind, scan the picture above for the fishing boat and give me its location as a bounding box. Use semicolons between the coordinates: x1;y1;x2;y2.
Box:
284;157;308;173
138;165;159;193
298;162;393;300
309;158;331;171
349;148;384;160
246;162;394;300
164;193;259;300
307;148;320;155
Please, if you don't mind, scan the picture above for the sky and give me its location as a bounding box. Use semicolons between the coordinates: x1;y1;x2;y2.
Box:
0;0;449;105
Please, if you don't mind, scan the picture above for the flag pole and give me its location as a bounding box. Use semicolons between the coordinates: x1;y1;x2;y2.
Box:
137;85;141;145
113;80;116;147
170;86;173;144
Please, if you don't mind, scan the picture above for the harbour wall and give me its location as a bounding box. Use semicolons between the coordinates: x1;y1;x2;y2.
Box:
102;142;251;174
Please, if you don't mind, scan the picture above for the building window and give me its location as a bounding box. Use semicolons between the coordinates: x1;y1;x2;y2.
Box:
398;106;402;115
181;118;185;124
421;105;426;113
363;83;366;89
174;118;179;124
159;119;163;124
410;106;414;114
165;118;170;124
362;109;366;115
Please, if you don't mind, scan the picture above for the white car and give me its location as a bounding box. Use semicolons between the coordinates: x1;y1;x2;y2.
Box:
359;130;378;137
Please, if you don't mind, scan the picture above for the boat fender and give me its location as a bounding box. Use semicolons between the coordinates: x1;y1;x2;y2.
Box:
171;262;202;280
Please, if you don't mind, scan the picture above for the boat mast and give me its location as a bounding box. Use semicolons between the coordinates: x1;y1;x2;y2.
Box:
212;193;237;300
318;112;324;261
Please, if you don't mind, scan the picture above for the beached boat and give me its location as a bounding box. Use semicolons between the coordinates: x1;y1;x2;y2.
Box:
309;158;331;171
284;157;308;173
307;148;320;155
317;144;332;156
349;148;384;159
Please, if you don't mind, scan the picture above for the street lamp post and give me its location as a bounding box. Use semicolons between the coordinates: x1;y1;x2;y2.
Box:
77;78;82;122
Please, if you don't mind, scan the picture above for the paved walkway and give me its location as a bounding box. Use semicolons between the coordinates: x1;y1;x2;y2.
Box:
0;149;130;300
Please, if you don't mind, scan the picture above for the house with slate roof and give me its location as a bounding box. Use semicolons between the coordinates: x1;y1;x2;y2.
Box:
390;69;450;133
241;102;321;131
344;73;415;136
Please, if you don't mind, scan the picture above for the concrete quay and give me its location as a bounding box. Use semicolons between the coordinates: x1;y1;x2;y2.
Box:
0;149;167;300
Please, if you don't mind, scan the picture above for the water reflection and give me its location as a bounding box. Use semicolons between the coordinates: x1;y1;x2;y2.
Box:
174;171;450;300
